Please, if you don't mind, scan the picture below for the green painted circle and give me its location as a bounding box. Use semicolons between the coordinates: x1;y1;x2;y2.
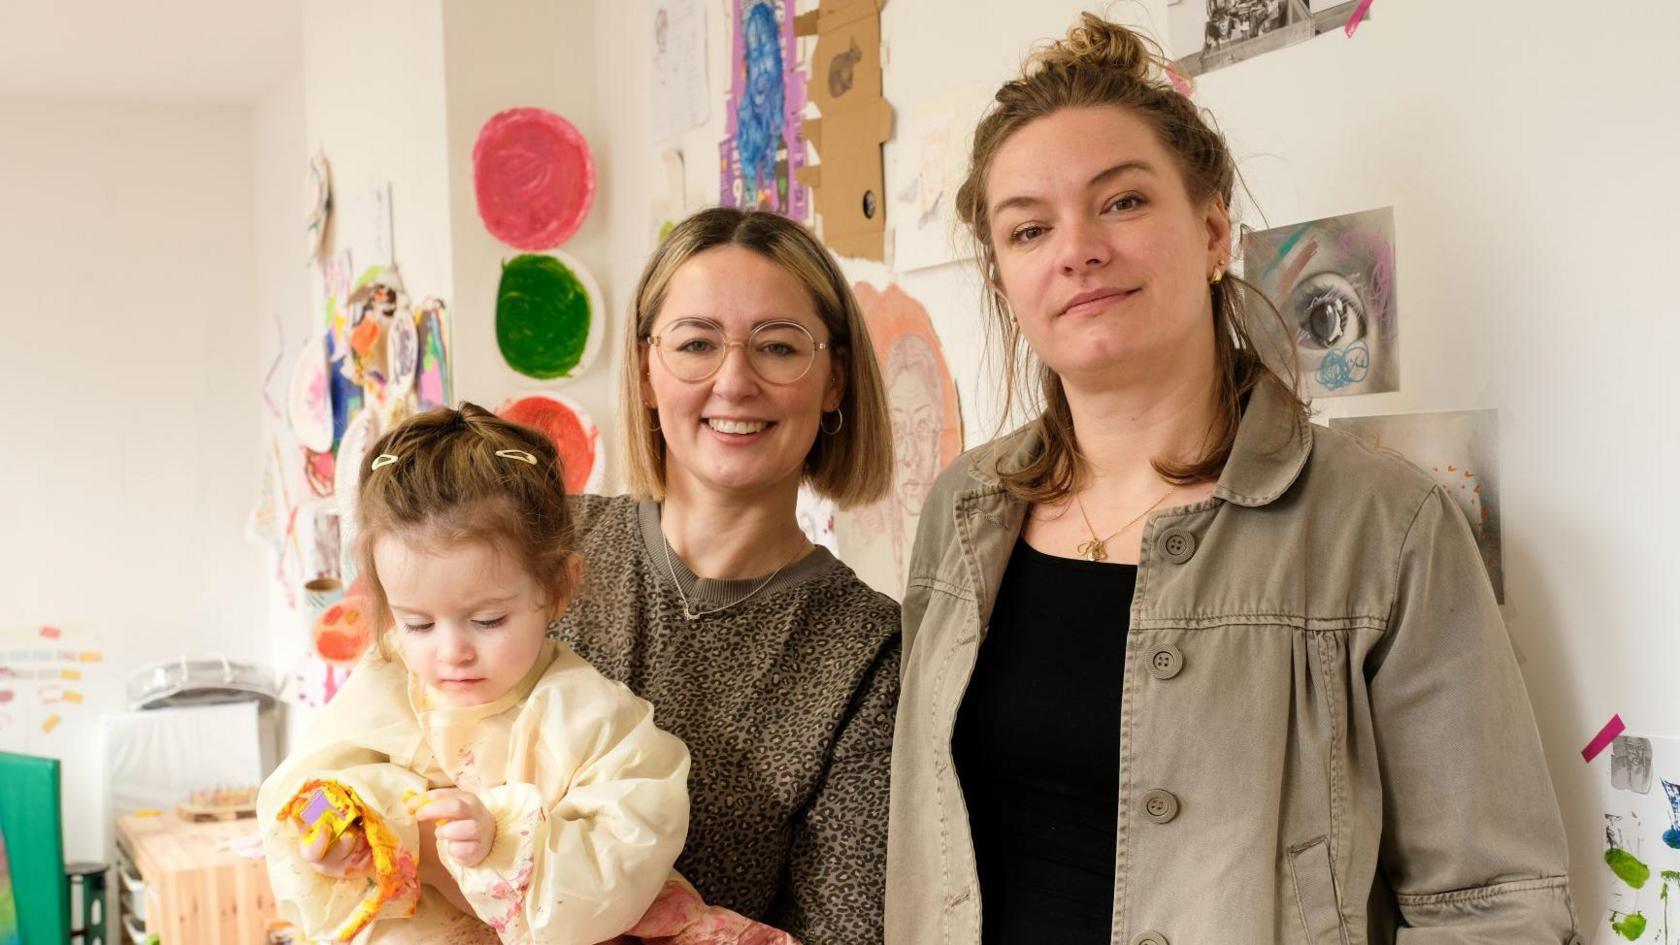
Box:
496;253;592;379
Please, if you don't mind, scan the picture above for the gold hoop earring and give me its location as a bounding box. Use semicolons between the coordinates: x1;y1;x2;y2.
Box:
820;408;844;435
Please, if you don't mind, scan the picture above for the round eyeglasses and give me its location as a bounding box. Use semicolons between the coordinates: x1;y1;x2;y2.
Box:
646;318;832;385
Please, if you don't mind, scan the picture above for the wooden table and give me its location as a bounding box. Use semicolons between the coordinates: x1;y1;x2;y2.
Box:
115;811;278;944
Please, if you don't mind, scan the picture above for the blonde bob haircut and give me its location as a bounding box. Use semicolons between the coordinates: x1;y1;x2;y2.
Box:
619;206;893;509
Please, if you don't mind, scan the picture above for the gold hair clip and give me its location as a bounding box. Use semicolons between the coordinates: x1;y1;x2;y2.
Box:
495;449;538;465
371;454;400;469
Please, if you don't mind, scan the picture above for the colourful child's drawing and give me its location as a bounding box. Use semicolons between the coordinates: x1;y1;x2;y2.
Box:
1600;734;1680;942
414;298;453;411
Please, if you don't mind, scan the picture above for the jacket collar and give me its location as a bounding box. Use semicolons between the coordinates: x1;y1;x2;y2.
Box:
957;379;1312;512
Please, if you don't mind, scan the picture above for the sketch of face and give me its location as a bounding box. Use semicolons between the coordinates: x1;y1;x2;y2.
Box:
885;336;943;514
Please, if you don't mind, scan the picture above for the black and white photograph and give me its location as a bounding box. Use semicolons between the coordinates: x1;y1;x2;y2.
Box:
1167;0;1367;77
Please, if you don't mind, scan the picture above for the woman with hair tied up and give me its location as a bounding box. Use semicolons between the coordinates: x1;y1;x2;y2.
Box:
887;13;1579;945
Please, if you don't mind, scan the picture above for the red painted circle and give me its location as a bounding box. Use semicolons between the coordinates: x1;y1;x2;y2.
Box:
473;107;596;250
499;395;597;494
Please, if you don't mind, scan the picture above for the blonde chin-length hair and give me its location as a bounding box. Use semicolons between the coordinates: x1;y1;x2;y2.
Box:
619;206;894;509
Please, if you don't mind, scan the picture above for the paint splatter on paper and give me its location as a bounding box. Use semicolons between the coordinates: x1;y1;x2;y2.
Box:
495;252;603;381
497;394;605;495
1600;734;1680;942
473;108;596;251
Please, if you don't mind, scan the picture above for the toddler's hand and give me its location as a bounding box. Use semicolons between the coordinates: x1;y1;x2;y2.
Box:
416;788;495;867
299;825;372;879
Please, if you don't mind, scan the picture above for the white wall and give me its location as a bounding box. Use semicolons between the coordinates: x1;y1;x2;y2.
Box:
0;98;265;862
251;71;310;710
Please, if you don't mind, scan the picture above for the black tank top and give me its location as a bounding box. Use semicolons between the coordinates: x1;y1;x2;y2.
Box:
951;538;1136;945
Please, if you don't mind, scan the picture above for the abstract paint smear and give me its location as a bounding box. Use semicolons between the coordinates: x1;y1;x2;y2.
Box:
720;0;807;219
497;394;603;495
496;254;598;381
473;108;596;251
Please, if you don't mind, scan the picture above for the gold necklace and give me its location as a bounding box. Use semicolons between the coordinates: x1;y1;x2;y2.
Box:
1073;488;1174;562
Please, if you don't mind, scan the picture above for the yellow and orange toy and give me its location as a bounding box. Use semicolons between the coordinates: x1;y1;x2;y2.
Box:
277;779;421;943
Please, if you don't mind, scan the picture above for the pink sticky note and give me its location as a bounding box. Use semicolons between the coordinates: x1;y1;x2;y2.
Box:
1345;0;1376;36
1582;713;1626;762
39;626;61;639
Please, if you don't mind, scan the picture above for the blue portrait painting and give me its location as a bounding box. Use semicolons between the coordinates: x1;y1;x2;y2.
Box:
735;0;786;210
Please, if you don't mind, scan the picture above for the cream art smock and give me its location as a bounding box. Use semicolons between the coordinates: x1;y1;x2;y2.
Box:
258;640;691;944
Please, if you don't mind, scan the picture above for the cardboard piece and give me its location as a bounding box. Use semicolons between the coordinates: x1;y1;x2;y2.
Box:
794;0;892;261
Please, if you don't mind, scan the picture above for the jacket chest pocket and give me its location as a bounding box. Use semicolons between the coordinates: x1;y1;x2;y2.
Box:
1288;837;1350;945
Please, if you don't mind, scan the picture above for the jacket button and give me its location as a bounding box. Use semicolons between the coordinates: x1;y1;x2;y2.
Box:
1159;529;1196;563
1145;643;1183;680
1141;788;1180;824
1130;932;1170;945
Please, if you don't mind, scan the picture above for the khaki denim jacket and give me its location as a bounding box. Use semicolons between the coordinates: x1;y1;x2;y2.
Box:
885;383;1581;945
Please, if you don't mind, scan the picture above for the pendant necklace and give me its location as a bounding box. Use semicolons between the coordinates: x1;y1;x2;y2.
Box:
1073;488;1174;562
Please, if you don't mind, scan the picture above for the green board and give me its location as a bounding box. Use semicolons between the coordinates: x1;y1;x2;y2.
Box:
0;752;66;945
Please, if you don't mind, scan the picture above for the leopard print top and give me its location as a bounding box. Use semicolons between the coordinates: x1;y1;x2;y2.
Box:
558;495;901;945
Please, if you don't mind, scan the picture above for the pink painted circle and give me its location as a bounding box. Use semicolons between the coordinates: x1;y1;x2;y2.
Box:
473;107;596;250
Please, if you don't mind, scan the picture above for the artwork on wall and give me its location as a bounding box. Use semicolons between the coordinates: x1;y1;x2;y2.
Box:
1597;733;1680;943
0;625;104;753
473;107;597;251
1243;206;1398;399
497;393;606;495
1167;0;1369;77
796;484;840;556
652;148;688;250
342;267;411;415
305;150;332;262
720;0;808;220
414;297;453;411
836;284;963;597
651;0;710;141
287;332;334;453
793;0;891;261
1329;409;1503;602
496;252;604;382
890;87;988;273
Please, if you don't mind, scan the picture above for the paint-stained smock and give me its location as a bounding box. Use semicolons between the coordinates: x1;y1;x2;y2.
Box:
258;641;690;944
885;381;1583;945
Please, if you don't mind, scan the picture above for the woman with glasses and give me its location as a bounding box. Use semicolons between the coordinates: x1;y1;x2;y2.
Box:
555;206;900;945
